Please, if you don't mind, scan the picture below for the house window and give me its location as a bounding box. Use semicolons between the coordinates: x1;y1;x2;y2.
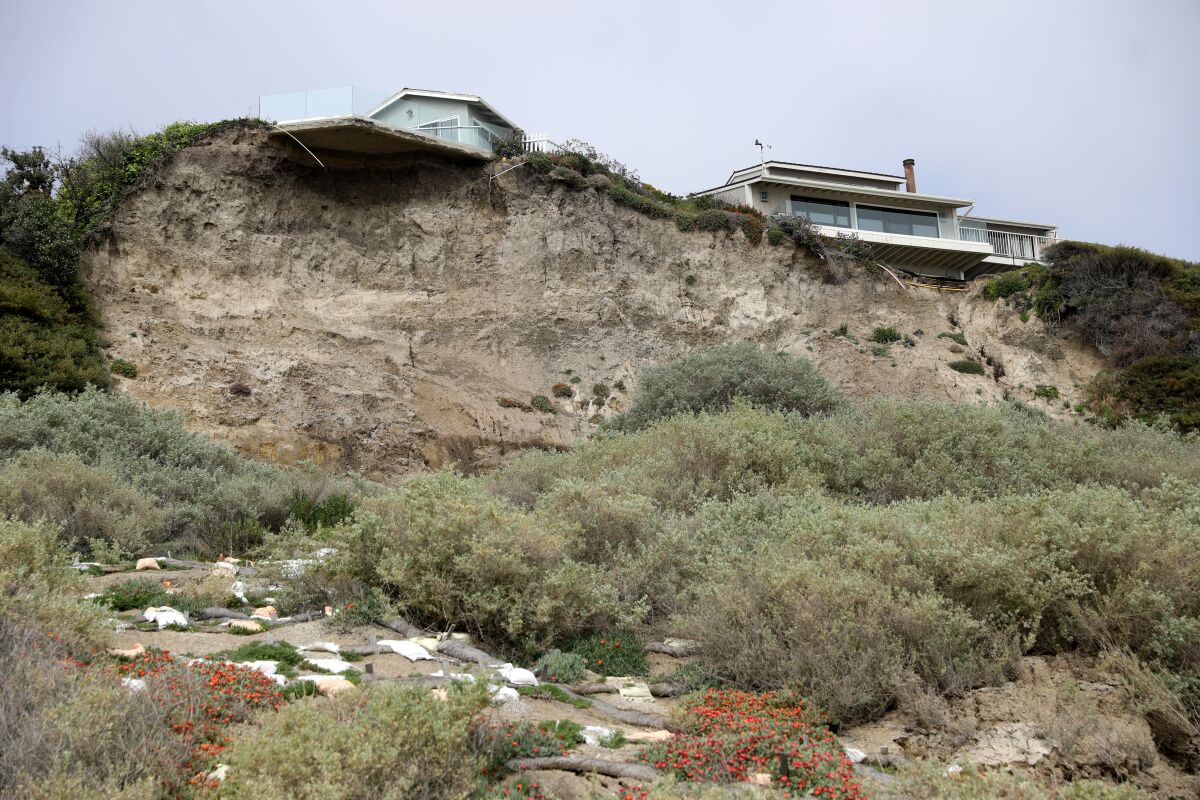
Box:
417;116;460;142
856;205;940;238
789;195;851;228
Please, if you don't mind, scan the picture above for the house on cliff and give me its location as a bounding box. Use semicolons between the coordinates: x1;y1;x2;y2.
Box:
257;86;555;161
692;158;1057;281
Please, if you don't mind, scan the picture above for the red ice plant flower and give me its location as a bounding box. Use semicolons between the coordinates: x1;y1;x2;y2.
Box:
638;689;866;800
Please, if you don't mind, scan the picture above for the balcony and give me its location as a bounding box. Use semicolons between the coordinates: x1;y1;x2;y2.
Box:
259;86;388;123
958;226;1056;262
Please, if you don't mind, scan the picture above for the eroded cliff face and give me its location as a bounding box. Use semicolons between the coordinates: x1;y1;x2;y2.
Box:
83;127;1106;479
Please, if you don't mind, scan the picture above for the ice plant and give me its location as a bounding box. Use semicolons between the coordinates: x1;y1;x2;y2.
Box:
638;689;866;799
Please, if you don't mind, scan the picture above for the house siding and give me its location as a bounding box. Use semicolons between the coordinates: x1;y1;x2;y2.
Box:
371;96;473;130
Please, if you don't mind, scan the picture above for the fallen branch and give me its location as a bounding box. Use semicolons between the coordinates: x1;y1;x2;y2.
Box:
507;756;659;782
271;610;325;627
573;681;685;698
644;641;699;657
573;682;618;695
435;638;501;666
548;683;666;728
377;616;422;637
195;607;251;621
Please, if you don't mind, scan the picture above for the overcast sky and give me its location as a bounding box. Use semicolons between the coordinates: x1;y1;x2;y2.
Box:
3;0;1198;258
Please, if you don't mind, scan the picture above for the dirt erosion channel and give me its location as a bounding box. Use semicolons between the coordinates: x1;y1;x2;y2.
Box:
83;126;1105;480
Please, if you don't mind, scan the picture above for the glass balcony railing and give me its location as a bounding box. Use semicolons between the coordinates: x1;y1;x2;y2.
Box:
258;86;388;123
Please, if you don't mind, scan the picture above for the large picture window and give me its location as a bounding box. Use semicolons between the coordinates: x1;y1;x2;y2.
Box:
417;116;460;142
856;205;940;238
790;196;851;228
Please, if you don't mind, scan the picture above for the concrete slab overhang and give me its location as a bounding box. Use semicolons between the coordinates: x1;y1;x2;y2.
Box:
267;117;492;162
817;224;992;273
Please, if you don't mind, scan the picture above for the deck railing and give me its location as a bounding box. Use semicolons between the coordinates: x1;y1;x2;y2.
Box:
958;227;1056;261
413;125;505;151
521;134;562;153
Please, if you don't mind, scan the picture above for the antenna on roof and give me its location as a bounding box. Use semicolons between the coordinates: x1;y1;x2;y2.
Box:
755;139;771;178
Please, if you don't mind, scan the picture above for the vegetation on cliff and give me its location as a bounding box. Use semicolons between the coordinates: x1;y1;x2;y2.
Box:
982;242;1200;432
0;120;264;396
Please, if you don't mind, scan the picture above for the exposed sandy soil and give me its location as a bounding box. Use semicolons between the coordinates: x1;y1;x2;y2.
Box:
83;126;1106;480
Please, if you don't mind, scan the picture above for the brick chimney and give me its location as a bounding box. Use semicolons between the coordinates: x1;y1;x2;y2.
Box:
902;158;917;193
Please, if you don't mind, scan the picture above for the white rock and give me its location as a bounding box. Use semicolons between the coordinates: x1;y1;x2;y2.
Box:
213;561;238;572
301;641;341;654
135;557;161;571
230;581;249;604
431;669;475;683
239;660;278;675
377;640;433;661
122;677;147;692
582;725;614;746
143;606;187;629
207;764;229;783
489;685;521;705
497;664;538;686
844;747;866;763
304;657;354;674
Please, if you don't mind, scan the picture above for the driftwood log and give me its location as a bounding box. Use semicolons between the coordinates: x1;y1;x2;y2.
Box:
435;638;501;665
644;641;699;657
548;683;666;728
573;681;686;698
271;610;325;627
377;616;423;638
195;607;251;621
507;757;659;782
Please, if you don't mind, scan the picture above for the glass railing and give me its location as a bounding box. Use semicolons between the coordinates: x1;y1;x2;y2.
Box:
258;86;388;123
411;125;502;151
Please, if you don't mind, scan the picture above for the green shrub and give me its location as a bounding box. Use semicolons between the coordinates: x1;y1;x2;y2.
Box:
0;449;163;557
99;578;169;611
219;683;489;800
831;323;850;338
212;640;305;677
607;341;844;432
938;331;968;346
109;358;136;378
534;649;589;684
288;488;354;530
491;135;525;159
871;326;902;344
982;270;1030;300
871;345;889;357
0;389;329;557
1086;356;1200;433
568;630;649;676
0;618;187;799
529;394;555;414
679;554;1015;725
515;684;592;708
767;227;785;246
1034;384;1060;400
0;518;106;653
592;382;610;402
949;359;986;375
551;382;573;398
321;470;638;656
0;248;108;396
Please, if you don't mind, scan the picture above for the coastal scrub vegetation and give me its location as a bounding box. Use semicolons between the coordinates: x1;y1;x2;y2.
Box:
289;345;1200;746
980;242;1200;432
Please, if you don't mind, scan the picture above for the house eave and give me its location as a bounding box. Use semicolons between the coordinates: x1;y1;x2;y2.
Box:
367;88;520;132
691;175;974;209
